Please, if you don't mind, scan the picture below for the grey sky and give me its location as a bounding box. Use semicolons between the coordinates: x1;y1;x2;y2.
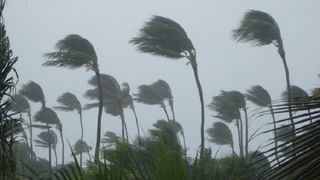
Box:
5;0;320;163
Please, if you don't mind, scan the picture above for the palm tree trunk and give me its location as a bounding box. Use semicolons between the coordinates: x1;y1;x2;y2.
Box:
46;123;52;169
27;111;34;160
131;104;141;146
243;107;249;157
231;141;235;155
169;100;176;122
190;57;205;180
94;68;104;163
79;111;84;168
236;119;243;158
119;105;129;142
278;48;294;130
161;103;170;121
54;148;58;167
59;128;65;165
239;117;244;158
269;105;280;165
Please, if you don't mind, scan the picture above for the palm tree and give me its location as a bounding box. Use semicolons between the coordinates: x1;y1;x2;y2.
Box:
208;91;247;158
34;107;60;168
56;122;65;166
207;122;234;154
73;139;92;163
245;85;279;164
54;92;82;166
19;81;46;108
44;34;104;162
282;85;312;123
84;74;129;141
232;10;294;131
134;80;172;121
152;80;175;121
130;16;206;166
35;130;58;167
10;94;34;159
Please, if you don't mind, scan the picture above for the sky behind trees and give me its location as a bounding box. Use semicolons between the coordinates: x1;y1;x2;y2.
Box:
4;0;320;163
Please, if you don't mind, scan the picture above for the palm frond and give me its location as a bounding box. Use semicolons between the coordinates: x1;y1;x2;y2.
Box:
43;34;97;70
73;139;92;155
19;81;45;106
55;92;81;113
130;15;194;59
232;10;282;47
10;94;30;113
207;121;233;146
34;107;60;125
245;85;271;107
134;84;163;105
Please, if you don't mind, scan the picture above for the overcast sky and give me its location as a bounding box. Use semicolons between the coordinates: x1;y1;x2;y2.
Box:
4;0;320;164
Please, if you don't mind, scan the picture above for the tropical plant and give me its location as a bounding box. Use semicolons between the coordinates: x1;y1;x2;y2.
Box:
130;16;206;171
44;34;104;162
34;107;60;168
232;10;294;131
207;121;234;154
84;74;130;141
55;92;83;166
19;81;46;108
56;122;65;166
35;130;58;167
245;85;280;164
73;139;92;163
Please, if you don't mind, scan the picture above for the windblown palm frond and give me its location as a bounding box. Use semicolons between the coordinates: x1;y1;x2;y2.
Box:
55;92;82;113
207;122;233;147
101;131;120;147
232;10;282;47
257;96;320;179
281;85;309;102
19;81;46;106
43;34;97;70
130;16;194;59
134;84;163;105
35;130;57;149
245;85;271;107
34;107;60;125
10;94;30;113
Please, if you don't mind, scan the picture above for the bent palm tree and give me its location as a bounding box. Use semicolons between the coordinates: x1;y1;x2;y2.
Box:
232;10;294;131
56;122;65;166
44;34;104;162
152;80;175;121
85;74;129;141
73;139;92;163
54;92;82;166
130;16;206;166
207;121;234;154
35;130;58;167
245;85;279;164
19;81;46;108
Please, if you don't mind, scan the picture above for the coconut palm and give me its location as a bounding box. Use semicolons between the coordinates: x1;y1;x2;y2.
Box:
245;85;279;164
35;130;58;167
10;94;35;159
130;16;206;166
44;34;104;162
34;107;60;168
232;10;294;131
84;74;129;141
73;139;92;163
134;80;172;121
207;122;234;154
282;85;312;123
208;91;247;157
54;92;82;166
19;81;46;108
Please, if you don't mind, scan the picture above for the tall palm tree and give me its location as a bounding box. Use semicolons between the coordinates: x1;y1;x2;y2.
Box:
207;121;234;154
10;94;34;159
84;74;129;141
232;10;294;131
35;130;58;167
246;85;280;164
152;80;175;121
130;16;206;166
34;107;60;168
54;92;82;166
44;34;104;162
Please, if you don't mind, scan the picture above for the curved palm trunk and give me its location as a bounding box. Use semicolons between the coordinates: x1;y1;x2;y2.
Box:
243;107;249;157
236;119;243;158
239;117;244;158
46;123;52;169
93;67;104;163
79;111;84;168
131;104;141;147
54;148;58;167
59;127;65;165
190;57;205;180
161;103;170;121
169;100;176;122
119;103;129;142
27;111;34;160
231;140;235;155
269;105;280;165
